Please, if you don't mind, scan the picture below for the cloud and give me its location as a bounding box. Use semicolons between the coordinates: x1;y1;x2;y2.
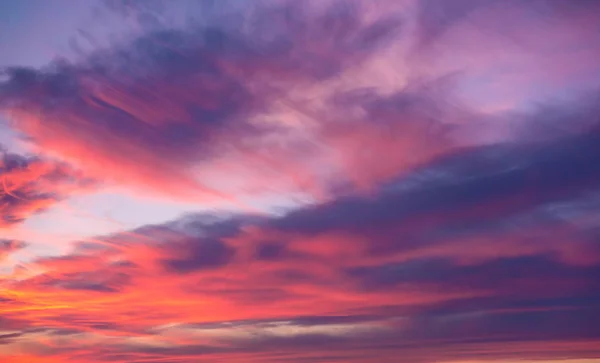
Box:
1;0;599;206
160;237;235;274
0;0;407;202
1;0;600;362
0;239;26;263
269;97;600;259
0;147;93;227
2;93;600;361
412;0;600;111
414;0;600;55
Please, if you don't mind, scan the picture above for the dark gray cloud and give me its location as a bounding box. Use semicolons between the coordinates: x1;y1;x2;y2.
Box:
161;237;235;274
269;101;600;256
346;253;600;297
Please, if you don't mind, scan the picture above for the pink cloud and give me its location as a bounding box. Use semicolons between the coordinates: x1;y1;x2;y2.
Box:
0;147;94;228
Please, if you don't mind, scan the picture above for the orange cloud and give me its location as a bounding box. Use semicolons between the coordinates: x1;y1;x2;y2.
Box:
1;1;600;362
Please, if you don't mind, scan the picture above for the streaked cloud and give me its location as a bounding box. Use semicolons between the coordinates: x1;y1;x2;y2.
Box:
0;0;599;362
2;95;600;361
0;147;93;228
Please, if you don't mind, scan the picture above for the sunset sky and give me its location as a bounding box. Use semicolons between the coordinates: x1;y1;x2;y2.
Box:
1;0;600;362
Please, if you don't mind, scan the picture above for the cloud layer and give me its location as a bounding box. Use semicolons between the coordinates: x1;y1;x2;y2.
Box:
0;0;411;202
2;96;600;361
1;0;600;362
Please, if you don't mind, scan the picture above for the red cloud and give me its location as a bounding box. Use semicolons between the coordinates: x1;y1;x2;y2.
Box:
0;1;407;203
0;148;94;228
1;0;600;362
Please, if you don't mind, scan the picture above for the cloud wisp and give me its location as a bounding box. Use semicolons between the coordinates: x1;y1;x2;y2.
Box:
0;147;93;228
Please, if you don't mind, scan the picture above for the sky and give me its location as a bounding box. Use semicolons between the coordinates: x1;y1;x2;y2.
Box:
0;0;600;362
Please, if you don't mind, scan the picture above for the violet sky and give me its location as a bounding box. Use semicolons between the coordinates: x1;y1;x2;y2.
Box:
1;1;600;362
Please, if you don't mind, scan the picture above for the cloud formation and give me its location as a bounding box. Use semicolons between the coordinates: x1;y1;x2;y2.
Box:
1;0;600;362
0;147;93;228
413;0;600;111
2;93;600;361
0;239;26;263
0;0;412;202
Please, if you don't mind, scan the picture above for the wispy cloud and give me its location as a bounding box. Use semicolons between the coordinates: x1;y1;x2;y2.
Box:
1;0;600;362
0;0;407;203
0;147;93;228
2;93;600;361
